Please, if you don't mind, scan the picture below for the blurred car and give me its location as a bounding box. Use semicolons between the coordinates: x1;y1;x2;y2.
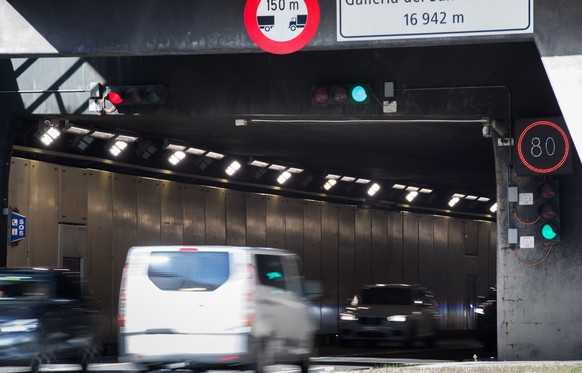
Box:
0;267;102;372
475;287;497;348
118;245;321;373
339;283;441;347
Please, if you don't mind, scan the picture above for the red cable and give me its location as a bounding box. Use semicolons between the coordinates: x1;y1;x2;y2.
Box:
512;243;554;267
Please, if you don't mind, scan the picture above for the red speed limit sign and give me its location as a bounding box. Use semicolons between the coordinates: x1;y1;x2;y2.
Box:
515;117;573;175
244;0;320;54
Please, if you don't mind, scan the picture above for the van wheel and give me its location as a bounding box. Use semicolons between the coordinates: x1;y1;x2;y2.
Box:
299;356;310;373
81;341;102;372
253;338;274;373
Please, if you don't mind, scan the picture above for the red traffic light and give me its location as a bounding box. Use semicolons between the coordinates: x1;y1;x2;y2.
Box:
104;85;168;106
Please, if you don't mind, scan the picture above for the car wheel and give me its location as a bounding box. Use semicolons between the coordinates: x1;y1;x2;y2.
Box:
299;356;310;373
81;341;102;372
30;348;56;373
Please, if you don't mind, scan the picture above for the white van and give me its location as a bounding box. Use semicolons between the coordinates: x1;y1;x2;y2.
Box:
118;245;321;372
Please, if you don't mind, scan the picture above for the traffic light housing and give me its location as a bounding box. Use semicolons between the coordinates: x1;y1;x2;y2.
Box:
104;85;168;106
312;84;371;105
536;179;560;243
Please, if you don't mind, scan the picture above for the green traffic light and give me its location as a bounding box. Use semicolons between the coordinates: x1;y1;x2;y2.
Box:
541;223;557;241
351;85;368;103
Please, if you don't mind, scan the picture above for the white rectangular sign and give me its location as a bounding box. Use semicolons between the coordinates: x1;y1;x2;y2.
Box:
337;0;533;42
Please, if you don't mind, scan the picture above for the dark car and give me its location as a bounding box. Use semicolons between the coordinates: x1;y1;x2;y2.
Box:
475;287;497;349
338;284;441;347
0;267;102;372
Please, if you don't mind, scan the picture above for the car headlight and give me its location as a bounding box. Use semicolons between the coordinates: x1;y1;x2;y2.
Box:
475;308;485;315
0;319;39;333
340;313;358;321
387;315;407;322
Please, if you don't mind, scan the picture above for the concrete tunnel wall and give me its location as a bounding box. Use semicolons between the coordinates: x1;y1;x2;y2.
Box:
7;156;496;347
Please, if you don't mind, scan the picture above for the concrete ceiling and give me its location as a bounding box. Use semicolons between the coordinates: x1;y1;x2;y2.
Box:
12;41;561;218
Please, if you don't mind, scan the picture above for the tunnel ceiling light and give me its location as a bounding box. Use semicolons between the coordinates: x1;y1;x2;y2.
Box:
205;151;224;160
116;134;139;143
478;197;491;202
452;193;466;199
168;150;186;165
406;191;418;202
325;174;341;180
464;195;478;201
91;130;116;140
323;179;337;191
108;140;128;157
356;178;371;184
419;188;433;194
392;184;407;190
340;176;356;182
164;142;186;152
185;147;206;156
225;160;242;176
405;186;419;191
269;164;287;171
277;171;292;184
448;197;461;207
367;183;381;196
287;167;303;174
490;202;498;213
38;126;61;146
249;160;269;168
63;124;91;135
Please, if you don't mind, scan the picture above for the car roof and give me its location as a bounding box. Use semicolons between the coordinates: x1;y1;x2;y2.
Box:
129;245;293;255
360;283;426;290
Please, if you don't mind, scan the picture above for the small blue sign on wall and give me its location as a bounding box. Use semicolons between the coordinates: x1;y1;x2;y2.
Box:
10;212;26;243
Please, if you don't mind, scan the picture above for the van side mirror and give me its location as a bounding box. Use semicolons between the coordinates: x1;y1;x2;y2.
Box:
303;280;322;300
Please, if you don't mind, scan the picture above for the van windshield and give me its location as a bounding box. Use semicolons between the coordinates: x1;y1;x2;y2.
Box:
148;251;229;292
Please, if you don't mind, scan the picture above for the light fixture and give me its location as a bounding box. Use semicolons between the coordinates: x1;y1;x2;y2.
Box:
225;160;242;176
478;197;491;202
367;183;381;196
277;171;292;184
249;159;269;168
135;139;158;160
70;135;94;153
323;179;337;191
90;130;116;140
269;164;287;171
419;188;433;194
38;126;61;146
163;142;186;152
168;150;186;165
287;167;303;174
464;195;478;201
340;176;356;182
63;123;91;135
405;186;419;191
115;134;139;143
392;184;407;190
405;191;418;202
185;147;206;156
490;203;498;213
448;195;463;207
205;151;224;160
108;140;128;157
325;174;341;180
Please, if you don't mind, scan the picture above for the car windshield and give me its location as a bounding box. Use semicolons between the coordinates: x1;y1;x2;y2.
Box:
360;287;413;305
0;273;50;300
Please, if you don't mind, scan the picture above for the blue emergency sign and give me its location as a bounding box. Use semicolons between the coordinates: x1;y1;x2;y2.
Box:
10;212;26;243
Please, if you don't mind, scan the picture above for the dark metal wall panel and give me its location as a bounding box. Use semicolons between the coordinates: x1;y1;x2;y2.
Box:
321;202;339;335
447;218;465;330
304;200;322;328
402;213;419;285
112;174;138;333
433;217;449;328
246;193;266;247
225;190;246;246
29;160;59;266
285;199;304;261
371;210;388;284
7;158;30;267
58;166;87;224
354;208;372;287
58;224;87;261
387;212;403;283
477;222;492;295
418;216;435;290
161;181;183;244
464;221;479;256
338;206;355;304
205;187;226;245
86;170;114;344
266;195;285;249
136;178;161;245
183;185;206;244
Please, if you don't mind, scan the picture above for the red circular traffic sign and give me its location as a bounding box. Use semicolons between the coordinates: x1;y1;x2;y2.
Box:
517;120;570;174
244;0;320;55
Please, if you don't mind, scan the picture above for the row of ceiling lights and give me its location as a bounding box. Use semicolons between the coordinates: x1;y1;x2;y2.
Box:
36;120;497;213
